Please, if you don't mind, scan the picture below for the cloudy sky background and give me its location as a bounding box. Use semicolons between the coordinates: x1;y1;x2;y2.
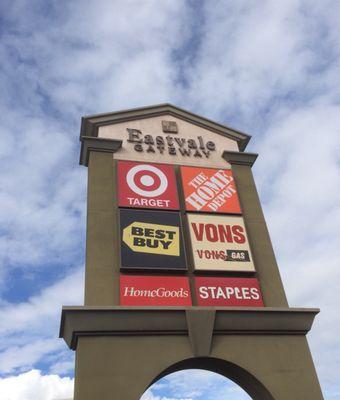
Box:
0;0;339;399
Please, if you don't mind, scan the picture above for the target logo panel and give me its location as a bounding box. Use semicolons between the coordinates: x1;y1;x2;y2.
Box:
118;161;179;210
187;213;255;272
195;277;263;306
120;275;192;306
180;166;241;214
120;209;187;271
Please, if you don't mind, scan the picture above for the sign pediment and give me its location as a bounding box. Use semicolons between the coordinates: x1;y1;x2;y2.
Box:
79;104;251;167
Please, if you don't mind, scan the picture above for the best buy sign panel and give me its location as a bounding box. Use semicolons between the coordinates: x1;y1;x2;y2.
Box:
187;213;255;272
120;209;187;271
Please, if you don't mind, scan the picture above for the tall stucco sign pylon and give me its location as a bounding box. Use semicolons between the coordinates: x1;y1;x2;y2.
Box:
59;104;324;400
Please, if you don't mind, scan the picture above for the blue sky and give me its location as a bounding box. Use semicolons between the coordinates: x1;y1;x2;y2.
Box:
0;0;340;398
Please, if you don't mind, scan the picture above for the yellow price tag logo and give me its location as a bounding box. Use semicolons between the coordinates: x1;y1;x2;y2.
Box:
123;221;179;256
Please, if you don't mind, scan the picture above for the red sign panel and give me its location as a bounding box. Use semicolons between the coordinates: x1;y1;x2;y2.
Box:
195;277;263;307
118;161;179;210
120;275;192;306
180;166;241;213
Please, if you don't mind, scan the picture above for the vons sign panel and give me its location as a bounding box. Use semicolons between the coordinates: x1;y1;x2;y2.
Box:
120;209;187;271
120;275;192;306
118;161;179;210
181;166;241;214
195;277;263;307
187;213;255;272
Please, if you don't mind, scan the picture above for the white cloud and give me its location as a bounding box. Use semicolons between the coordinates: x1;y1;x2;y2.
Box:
0;110;87;279
0;370;73;400
0;0;190;285
0;267;83;374
252;102;340;393
1;0;189;115
182;1;340;130
142;370;251;400
141;392;192;400
0;267;83;336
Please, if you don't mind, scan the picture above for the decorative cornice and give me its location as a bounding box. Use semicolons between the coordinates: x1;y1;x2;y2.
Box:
222;150;258;166
60;306;319;351
80;136;122;166
79;103;251;152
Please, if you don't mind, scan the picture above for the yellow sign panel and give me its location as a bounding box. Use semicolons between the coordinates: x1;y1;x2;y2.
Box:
187;213;255;272
123;222;180;256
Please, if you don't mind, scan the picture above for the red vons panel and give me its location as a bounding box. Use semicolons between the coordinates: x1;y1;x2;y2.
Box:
195;277;264;307
120;275;192;306
118;161;179;210
180;166;241;214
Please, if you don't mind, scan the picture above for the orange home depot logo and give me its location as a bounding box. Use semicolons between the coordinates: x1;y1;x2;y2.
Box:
180;166;241;213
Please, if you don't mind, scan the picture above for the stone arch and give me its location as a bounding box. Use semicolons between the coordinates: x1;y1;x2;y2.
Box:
146;357;275;400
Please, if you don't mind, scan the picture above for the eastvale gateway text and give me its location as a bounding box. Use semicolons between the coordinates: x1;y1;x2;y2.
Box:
127;128;216;158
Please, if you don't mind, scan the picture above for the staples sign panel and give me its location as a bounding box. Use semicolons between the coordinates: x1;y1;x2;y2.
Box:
188;213;255;272
120;209;187;271
181;166;241;213
120;275;192;306
118;161;179;210
195;277;263;307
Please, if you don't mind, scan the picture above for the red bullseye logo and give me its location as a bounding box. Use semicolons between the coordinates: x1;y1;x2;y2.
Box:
126;164;168;197
118;161;179;210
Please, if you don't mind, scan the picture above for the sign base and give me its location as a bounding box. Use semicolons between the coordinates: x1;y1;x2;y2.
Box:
60;306;324;400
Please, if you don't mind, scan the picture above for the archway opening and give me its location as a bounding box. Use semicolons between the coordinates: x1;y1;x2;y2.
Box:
140;357;274;400
141;369;252;400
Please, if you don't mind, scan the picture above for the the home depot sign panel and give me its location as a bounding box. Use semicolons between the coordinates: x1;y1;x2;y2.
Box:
187;213;255;272
181;166;241;213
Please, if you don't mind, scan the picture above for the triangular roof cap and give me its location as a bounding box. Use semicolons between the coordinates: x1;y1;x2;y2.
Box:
80;103;251;151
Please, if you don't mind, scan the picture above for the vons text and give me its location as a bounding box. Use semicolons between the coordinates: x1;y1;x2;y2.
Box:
191;222;245;243
196;249;250;262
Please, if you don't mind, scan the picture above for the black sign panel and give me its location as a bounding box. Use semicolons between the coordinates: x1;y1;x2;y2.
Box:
120;209;187;271
225;250;250;262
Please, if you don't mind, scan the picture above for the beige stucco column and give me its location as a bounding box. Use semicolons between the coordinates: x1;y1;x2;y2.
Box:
83;139;121;305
